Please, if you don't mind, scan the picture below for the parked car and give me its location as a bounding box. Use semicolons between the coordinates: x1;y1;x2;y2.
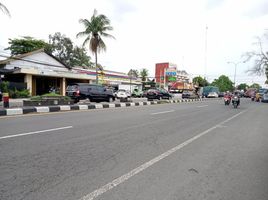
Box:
182;90;199;99
146;88;172;100
131;89;143;97
207;92;219;98
66;83;115;103
114;89;129;101
261;90;268;103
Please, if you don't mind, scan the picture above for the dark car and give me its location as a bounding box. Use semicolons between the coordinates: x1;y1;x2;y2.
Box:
182;90;199;99
146;88;172;100
66;83;115;103
0;89;2;102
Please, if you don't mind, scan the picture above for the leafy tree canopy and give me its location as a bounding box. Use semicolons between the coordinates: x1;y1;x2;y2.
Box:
237;83;249;91
5;36;47;56
47;32;92;68
5;33;92;68
192;76;209;87
249;83;261;90
211;75;233;92
128;69;139;78
140;68;149;82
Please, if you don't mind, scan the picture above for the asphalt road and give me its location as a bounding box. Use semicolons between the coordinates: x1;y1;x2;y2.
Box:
0;99;268;200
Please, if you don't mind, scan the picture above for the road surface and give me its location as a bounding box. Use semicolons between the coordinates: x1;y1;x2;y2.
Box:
0;99;267;200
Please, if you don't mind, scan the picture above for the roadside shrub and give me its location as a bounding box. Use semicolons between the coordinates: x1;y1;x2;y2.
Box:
0;81;9;93
9;88;30;98
42;92;62;97
30;96;42;101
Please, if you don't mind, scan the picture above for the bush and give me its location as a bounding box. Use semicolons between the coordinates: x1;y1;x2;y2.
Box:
9;89;30;98
30;93;71;101
0;81;9;93
30;96;42;101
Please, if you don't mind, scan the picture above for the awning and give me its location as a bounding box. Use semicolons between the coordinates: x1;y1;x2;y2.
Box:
0;68;19;74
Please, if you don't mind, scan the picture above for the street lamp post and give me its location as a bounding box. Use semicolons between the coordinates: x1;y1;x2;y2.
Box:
227;61;244;89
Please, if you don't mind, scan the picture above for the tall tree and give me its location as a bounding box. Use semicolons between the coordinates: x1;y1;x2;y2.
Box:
245;35;268;83
249;83;261;90
211;75;233;92
192;76;209;87
237;83;249;91
140;68;149;82
47;32;92;68
5;36;47;56
128;69;139;78
0;2;10;16
77;9;114;84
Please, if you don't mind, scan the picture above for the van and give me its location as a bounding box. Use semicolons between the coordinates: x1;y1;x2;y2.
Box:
66;83;115;103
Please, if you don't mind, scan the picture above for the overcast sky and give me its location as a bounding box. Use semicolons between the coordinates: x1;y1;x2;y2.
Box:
1;0;268;86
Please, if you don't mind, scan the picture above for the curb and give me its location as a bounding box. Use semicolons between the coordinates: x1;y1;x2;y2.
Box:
0;98;220;117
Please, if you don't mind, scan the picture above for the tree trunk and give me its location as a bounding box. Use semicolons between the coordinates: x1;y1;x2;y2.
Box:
95;50;98;84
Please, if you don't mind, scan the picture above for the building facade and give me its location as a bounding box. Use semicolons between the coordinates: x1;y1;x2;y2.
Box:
0;49;142;96
155;62;193;90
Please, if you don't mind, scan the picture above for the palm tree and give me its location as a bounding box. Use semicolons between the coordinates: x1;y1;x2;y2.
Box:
140;68;149;82
77;9;114;84
0;2;10;16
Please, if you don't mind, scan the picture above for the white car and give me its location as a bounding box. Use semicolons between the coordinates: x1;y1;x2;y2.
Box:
115;89;129;101
207;92;219;98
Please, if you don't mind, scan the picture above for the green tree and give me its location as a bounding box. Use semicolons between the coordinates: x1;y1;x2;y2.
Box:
237;83;249;91
140;68;149;82
211;75;233;92
128;69;139;78
249;83;261;90
0;2;10;16
192;76;209;87
77;9;114;84
47;32;92;68
72;46;93;68
5;36;47;56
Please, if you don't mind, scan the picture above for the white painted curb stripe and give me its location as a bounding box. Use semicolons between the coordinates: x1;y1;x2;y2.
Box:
120;103;126;107
95;104;103;109
146;102;151;105
79;111;246;200
35;107;49;113
79;105;88;110
130;103;135;106
108;104;115;108
6;108;23;115
0;126;73;140
139;102;143;106
60;106;71;111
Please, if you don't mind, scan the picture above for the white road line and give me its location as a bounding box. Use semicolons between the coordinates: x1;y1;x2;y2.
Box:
151;110;175;115
79;110;246;200
0;126;73;140
197;105;208;108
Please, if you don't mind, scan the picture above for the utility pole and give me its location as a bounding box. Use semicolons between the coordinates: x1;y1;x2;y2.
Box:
204;25;208;80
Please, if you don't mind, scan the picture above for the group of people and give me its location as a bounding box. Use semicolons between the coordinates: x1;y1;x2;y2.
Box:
224;91;241;106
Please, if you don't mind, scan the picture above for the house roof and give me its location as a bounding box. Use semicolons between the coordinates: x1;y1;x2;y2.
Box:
0;49;69;68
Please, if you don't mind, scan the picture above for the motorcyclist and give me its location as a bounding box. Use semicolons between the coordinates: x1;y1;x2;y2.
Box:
232;91;240;106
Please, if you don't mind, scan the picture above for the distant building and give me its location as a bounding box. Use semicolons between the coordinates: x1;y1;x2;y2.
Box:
155;62;193;90
0;49;141;96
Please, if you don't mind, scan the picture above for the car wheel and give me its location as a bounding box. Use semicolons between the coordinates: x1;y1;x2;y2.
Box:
108;97;114;103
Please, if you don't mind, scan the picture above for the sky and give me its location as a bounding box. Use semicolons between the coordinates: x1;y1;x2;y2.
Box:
1;0;268;86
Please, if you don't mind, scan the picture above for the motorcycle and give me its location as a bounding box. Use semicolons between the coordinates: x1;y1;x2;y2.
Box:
224;96;231;105
232;96;239;108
